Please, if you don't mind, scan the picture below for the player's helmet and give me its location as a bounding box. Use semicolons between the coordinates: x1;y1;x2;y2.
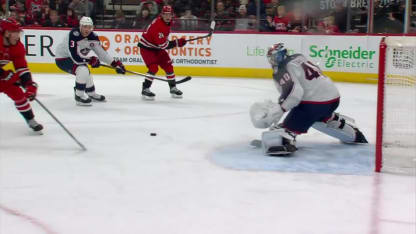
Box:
79;16;94;27
267;43;287;67
162;5;173;14
0;18;22;33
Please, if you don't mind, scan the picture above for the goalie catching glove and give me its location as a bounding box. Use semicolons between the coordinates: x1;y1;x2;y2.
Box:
250;100;284;129
111;60;126;74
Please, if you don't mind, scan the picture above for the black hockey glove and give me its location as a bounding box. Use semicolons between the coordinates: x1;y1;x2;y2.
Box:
88;56;100;68
111;60;126;74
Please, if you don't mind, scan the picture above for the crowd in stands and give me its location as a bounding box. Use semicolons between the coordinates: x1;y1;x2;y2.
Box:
0;0;413;33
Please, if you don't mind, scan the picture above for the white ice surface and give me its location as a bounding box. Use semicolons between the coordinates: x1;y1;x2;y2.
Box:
0;74;415;234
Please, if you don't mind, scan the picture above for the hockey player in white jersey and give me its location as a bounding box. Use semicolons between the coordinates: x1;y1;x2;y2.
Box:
250;43;367;156
55;16;126;106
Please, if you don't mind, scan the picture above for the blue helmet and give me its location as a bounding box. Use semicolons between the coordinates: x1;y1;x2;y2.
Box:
267;43;287;66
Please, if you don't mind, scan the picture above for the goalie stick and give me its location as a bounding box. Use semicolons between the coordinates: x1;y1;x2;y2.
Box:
186;21;216;42
102;64;192;84
35;98;87;151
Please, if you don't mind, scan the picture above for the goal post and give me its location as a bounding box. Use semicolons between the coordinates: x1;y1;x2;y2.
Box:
376;36;416;175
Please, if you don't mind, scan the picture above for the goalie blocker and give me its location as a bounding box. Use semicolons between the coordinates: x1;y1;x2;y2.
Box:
250;43;367;156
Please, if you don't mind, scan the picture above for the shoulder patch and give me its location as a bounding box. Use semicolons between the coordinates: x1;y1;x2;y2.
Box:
73;30;80;37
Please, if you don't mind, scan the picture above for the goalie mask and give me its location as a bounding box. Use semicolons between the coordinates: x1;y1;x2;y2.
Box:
267;43;287;67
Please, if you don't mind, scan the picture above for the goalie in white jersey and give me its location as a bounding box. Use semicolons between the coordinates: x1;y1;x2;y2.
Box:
55;16;126;106
250;43;367;156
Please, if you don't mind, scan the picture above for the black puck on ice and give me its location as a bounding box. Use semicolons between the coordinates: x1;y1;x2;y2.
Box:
150;133;157;136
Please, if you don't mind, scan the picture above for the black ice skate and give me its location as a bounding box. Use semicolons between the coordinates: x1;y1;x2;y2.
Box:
88;93;106;102
74;87;92;106
27;119;43;134
170;87;183;98
74;93;92;106
142;88;155;100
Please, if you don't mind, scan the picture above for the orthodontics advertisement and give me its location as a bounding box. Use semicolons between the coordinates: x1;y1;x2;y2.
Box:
21;28;384;78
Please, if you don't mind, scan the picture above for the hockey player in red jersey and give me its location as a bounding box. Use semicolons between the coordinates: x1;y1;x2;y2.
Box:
137;5;187;100
0;18;43;133
250;43;367;156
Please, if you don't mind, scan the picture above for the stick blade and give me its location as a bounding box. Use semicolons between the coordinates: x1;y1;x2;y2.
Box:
176;76;192;84
210;21;216;31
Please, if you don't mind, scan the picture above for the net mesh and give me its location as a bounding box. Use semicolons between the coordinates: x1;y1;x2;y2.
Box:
382;37;416;175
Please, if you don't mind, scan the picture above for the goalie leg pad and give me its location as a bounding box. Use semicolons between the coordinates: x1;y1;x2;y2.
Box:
312;113;367;144
261;128;297;156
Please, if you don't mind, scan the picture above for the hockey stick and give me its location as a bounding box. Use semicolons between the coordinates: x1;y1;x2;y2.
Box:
186;21;216;42
102;64;192;84
34;98;87;151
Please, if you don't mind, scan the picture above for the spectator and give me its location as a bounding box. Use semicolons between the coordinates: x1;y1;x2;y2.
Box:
267;0;280;11
271;5;289;32
287;4;307;32
39;4;51;25
137;1;158;19
68;0;93;18
0;0;10;18
192;1;210;18
214;1;234;31
63;8;79;27
374;8;404;33
247;0;266;17
49;0;68;16
26;0;44;18
333;2;347;33
173;0;191;15
223;0;239;17
25;2;49;26
234;4;250;31
317;15;340;34
263;14;275;31
247;14;260;31
9;10;25;25
179;7;198;31
10;0;25;15
43;9;65;27
132;6;154;29
112;10;130;29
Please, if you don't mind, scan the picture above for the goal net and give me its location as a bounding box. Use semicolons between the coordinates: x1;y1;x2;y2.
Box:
376;37;416;175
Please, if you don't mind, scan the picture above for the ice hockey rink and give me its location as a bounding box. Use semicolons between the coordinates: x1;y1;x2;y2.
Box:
0;73;414;234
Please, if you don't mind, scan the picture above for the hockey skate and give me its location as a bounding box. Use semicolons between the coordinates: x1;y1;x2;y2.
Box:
142;88;155;100
27;119;43;134
74;89;92;106
170;87;183;98
88;93;106;102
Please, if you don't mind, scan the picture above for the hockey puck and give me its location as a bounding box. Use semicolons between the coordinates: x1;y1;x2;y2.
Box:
150;133;157;136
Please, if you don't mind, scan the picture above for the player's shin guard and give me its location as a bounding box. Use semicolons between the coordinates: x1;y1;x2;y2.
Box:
261;128;297;156
312;113;368;144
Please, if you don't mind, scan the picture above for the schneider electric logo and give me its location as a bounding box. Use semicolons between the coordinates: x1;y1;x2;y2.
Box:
309;45;376;69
